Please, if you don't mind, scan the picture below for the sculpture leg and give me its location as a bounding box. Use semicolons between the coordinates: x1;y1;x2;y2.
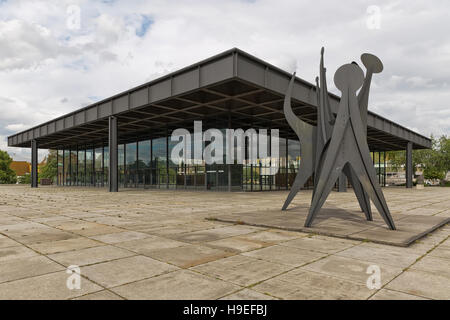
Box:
348;157;395;230
343;164;372;221
282;168;312;211
304;166;342;227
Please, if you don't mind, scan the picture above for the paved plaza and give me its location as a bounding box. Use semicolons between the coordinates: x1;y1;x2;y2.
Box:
0;185;449;300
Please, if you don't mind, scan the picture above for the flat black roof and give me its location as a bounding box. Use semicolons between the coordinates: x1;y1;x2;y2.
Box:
7;48;431;151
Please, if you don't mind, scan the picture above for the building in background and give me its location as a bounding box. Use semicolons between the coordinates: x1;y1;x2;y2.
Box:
9;161;31;177
7;48;431;191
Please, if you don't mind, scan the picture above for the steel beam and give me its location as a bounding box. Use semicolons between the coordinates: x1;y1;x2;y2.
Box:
109;116;118;192
406;141;413;188
31;139;38;188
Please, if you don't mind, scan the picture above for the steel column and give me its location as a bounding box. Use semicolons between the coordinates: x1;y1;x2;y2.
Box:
109;116;118;192
338;172;347;192
31;139;38;188
406;141;413;188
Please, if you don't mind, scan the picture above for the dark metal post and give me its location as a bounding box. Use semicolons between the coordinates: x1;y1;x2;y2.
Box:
109;116;118;192
150;139;153;187
102;146;105;187
84;147;86;186
31;140;38;188
76;146;79;186
406;141;413;188
228;110;232;192
56;150;59;186
166;130;169;189
338;172;347;192
92;146;95;187
69;148;72;186
62;149;65;185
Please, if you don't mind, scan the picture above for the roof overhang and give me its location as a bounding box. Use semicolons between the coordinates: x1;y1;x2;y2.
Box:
7;48;431;151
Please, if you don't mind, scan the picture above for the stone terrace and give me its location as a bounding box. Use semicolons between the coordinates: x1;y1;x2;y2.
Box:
0;185;448;300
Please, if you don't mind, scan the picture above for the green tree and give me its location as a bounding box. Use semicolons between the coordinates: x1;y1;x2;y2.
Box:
386;135;450;182
40;149;58;181
18;173;31;184
0;150;17;184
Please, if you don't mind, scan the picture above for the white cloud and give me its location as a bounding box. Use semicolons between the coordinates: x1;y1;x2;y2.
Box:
0;0;449;161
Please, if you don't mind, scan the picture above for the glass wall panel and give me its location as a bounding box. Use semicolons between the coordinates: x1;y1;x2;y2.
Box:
287;139;300;188
125;143;137;187
78;149;85;186
273;137;287;190
138;140;150;186
103;146;109;186
95;147;103;187
71;150;78;186
152;137;167;188
168;138;178;189
57;150;63;185
86;149;93;186
118;144;125;187
63;150;70;186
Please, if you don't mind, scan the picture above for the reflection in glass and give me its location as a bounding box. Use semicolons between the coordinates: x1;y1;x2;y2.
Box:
78;149;85;186
118;144;124;186
95;147;103;186
86;149;93;186
103;146;109;186
57;150;63;185
138;140;150;186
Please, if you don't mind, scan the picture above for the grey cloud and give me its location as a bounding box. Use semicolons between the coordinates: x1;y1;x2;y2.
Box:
0;0;449;162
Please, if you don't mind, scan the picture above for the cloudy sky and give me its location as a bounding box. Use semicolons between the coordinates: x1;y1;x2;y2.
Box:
0;0;449;161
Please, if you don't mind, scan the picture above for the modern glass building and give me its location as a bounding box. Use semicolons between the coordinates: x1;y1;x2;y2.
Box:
7;48;431;192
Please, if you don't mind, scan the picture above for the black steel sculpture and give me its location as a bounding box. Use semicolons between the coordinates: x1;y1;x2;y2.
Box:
282;48;396;230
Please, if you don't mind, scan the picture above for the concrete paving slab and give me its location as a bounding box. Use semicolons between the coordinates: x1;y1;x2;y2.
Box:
0;255;64;284
220;289;277;300
82;255;178;288
28;237;103;255
369;289;429;300
409;255;450;277
211;207;449;247
205;236;269;253
192;254;292;286
73;290;124;300
0;185;449;300
0;271;102;300
145;244;234;268
0;246;39;262
336;245;421;268
301;255;403;286
111;269;240;299
48;245;135;267
167;225;260;243
0;235;21;248
238;229;307;244
386;269;450;299
114;236;186;254
280;236;356;254
252;269;373;300
242;245;326;267
429;246;450;260
89;231;150;244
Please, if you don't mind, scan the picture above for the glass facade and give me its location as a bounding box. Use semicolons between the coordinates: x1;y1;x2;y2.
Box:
55;135;387;191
